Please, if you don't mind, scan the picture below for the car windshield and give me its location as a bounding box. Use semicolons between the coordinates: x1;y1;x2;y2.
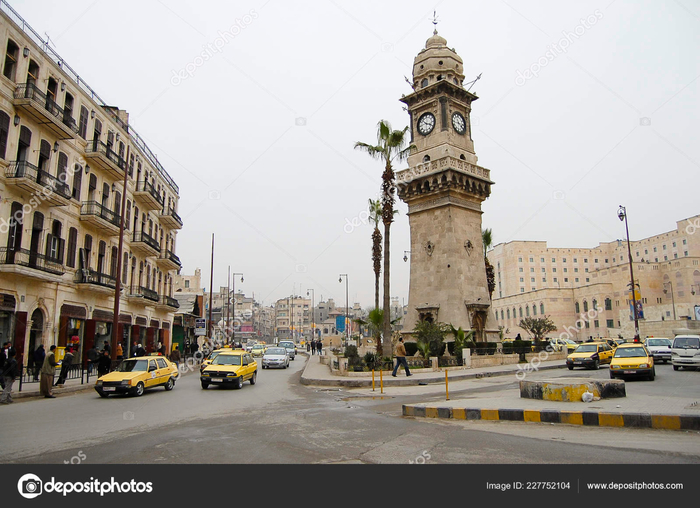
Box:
213;355;242;366
674;337;700;349
117;360;149;372
646;339;671;347
266;348;286;355
564;339;576;344
574;345;598;353
279;343;294;348
208;351;222;360
614;347;647;358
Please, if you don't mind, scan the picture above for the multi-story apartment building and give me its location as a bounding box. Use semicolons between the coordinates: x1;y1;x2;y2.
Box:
0;2;183;365
275;296;310;341
490;215;700;340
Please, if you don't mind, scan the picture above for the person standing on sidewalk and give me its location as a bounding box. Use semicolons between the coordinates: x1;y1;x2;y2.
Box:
0;348;18;404
55;346;73;386
86;344;98;374
33;344;45;381
97;349;112;377
40;345;57;398
392;337;412;377
170;344;181;365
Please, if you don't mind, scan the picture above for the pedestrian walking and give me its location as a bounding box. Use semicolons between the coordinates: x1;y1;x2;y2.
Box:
40;345;58;398
0;348;18;404
306;341;311;353
33;344;45;381
103;340;111;356
116;342;124;360
170;345;181;365
97;349;112;377
55;346;74;386
310;339;315;355
0;343;6;390
392;337;412;377
87;344;98;374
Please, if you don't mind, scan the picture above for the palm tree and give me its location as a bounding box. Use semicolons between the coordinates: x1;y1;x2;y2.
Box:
355;120;413;356
353;307;399;357
482;228;495;299
368;198;382;312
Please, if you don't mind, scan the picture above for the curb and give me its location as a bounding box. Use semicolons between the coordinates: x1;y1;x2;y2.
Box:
402;405;700;431
300;363;566;387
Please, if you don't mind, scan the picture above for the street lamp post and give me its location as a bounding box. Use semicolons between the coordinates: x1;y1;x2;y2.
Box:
339;274;349;346
307;289;315;343
618;206;640;341
663;281;677;321
231;273;244;346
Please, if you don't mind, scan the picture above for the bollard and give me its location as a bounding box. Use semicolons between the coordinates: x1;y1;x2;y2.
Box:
445;370;449;401
380;368;383;394
372;369;375;392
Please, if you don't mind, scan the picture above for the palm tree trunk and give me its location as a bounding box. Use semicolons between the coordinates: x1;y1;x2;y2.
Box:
382;220;391;356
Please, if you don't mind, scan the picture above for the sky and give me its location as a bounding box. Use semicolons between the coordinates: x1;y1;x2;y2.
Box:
12;0;700;309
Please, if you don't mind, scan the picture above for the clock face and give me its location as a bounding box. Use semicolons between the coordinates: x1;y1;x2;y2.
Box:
417;113;435;135
452;112;466;134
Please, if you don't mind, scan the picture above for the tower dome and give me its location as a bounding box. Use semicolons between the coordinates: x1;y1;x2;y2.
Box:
413;30;465;89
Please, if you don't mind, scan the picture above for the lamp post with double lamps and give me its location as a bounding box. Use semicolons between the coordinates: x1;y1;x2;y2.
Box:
307;289;315;344
618;205;640;341
339;274;349;346
663;281;677;321
231;273;244;346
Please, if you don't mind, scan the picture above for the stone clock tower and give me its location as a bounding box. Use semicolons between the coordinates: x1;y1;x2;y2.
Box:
397;30;498;343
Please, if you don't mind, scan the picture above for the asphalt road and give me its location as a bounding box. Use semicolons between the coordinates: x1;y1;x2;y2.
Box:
1;356;699;464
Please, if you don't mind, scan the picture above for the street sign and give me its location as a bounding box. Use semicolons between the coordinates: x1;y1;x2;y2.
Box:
194;318;206;336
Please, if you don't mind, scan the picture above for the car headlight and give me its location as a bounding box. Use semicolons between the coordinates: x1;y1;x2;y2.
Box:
96;380;103;386
121;380;131;386
638;363;649;368
611;365;621;369
227;373;237;377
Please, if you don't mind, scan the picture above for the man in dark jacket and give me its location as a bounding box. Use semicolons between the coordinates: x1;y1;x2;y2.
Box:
0;348;18;403
40;345;57;398
33;344;45;381
87;344;98;374
0;342;6;389
55;346;74;386
97;349;112;377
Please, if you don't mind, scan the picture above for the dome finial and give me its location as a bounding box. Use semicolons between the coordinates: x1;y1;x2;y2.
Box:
432;10;439;33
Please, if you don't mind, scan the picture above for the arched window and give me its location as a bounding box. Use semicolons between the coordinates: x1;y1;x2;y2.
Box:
71;164;82;200
38;140;51;173
532;304;537;316
0;110;9;159
421;78;428;88
583;301;589;312
423;155;430;163
605;298;612;311
3;39;19;81
507;309;510;319
97;241;106;274
66;228;78;269
525;306;530;317
540;303;545;315
519;307;523;318
592;299;598;310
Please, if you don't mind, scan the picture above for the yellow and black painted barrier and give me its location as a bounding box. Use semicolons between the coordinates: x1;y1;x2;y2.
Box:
402;405;700;431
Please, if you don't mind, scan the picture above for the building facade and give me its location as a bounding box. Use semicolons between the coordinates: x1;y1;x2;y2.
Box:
490;215;700;341
0;3;183;366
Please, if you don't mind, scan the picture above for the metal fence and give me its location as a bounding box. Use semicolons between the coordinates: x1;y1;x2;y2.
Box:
16;359;125;392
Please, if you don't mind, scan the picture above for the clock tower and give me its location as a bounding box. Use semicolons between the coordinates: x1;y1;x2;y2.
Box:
397;30;498;343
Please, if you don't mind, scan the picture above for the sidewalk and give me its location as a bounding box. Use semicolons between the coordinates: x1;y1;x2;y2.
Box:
300;354;700;432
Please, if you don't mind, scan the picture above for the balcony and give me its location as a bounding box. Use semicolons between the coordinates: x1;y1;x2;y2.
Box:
0;247;65;281
79;201;122;235
74;269;117;294
4;161;71;206
156;295;180;311
156;249;182;271
13;83;78;140
159;208;183;230
130;231;160;258
84;139;126;180
134;180;164;211
126;285;159;305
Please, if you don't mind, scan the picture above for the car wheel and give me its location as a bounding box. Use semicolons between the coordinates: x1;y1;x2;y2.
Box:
593;360;600;370
567;365;573;370
250;371;257;385
97;390;109;398
201;382;209;389
235;377;243;389
609;371;615;379
133;382;145;397
164;377;175;391
673;365;679;371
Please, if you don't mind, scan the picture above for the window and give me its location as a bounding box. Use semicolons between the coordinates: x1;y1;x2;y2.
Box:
541;258;545;262
606;319;614;328
0;110;9;159
663;245;667;250
46;220;64;263
653;247;657;252
518;257;523;262
573;258;577;263
78;106;88;139
3;39;19;81
519;268;523;272
594;320;599;328
553;268;557;272
526;306;530;317
594;259;598;263
532;305;537;316
583;301;589;312
584;259;588;263
520;277;524;282
500;310;504;320
553;277;558;282
563;258;567;262
605;298;612;311
575;278;579;282
57;152;68;183
66;227;78;268
531;278;535;283
552;258;556;263
541;268;546;272
520;288;524;293
184;280;190;289
683;239;687;245
71;164;82;200
519;307;523;318
540;303;545;314
529;257;534;262
575;302;580;313
507;309;510;319
563;268;568;273
542;278;546;282
593;299;598;310
530;268;534;272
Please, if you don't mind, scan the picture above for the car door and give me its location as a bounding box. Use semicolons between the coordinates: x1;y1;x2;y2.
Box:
247;354;257;372
155;357;170;385
145;359;159;387
240;355;251;380
601;344;612;363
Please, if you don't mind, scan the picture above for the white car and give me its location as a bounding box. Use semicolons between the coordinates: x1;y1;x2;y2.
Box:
277;341;296;360
644;337;672;364
671;335;700;370
262;347;290;369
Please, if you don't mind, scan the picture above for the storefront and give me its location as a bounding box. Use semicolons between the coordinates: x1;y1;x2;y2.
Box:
148;319;160;353
0;293;16;349
58;304;87;365
131;316;148;356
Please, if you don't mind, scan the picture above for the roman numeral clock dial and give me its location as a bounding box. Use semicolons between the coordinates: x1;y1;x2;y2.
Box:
452;112;466;134
417;112;435;135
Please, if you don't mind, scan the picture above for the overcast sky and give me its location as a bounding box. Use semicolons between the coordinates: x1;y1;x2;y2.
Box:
15;0;699;308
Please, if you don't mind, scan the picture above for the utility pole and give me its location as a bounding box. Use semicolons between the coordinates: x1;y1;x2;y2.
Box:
111;144;130;361
207;234;214;340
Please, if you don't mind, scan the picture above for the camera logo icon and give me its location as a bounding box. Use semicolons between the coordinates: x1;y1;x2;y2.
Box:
208;190;221;200
639;117;651;126
123;411;135;421
17;473;43;499
295;117;307;126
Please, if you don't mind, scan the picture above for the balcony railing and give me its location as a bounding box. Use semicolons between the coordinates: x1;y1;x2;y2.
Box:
80;201;122;228
159;295;180;309
163;249;181;267
132;231;160;252
13;83;79;135
0;247;65;275
74;269;116;289
85;139;127;171
6;161;72;200
135;180;164;206
129;286;159;302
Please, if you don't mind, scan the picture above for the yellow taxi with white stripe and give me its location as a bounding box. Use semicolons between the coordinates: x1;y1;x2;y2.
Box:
609;343;655;381
566;341;614;370
95;354;178;397
200;350;258;390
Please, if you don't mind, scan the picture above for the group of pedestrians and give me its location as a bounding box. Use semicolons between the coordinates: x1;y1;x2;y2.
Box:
306;339;323;355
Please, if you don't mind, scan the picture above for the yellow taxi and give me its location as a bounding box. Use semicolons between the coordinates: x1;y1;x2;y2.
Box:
250;343;267;357
200;350;258;389
95;354;178;397
199;347;231;373
566;341;614;370
609;343;655;381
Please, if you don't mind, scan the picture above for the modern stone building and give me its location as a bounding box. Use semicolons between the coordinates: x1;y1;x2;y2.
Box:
490;214;700;340
274;295;311;341
397;29;497;342
0;3;183;366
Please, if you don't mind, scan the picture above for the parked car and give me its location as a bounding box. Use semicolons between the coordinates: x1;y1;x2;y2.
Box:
643;337;673;364
262;347;290;369
671;335;700;371
566;342;614;370
549;338;578;353
95;355;178;397
200;351;257;389
610;343;655;380
277;340;296;360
